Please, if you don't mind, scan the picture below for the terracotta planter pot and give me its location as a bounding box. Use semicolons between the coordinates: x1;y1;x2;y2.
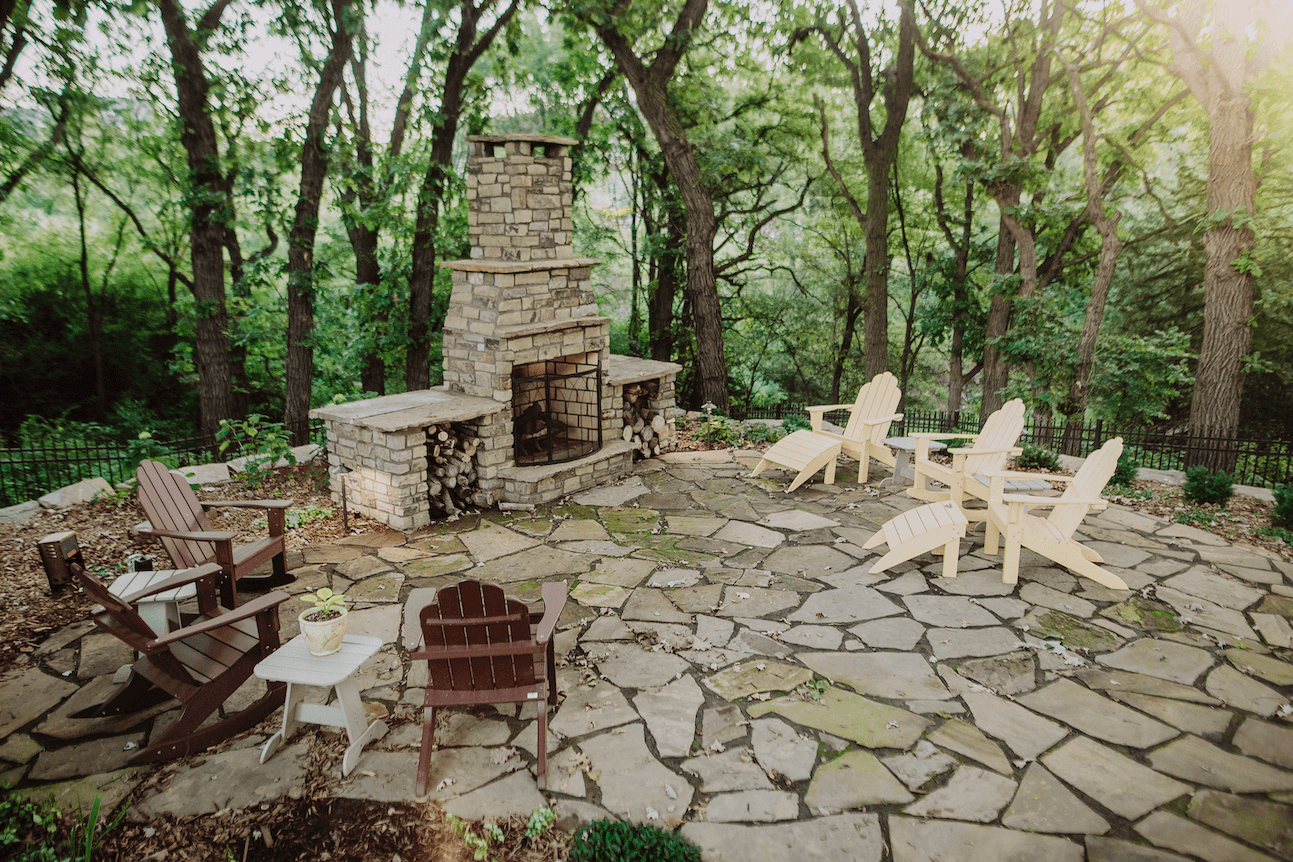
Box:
299;606;347;656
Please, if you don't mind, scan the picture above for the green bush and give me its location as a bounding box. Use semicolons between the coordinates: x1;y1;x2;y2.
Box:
1016;442;1061;471
742;421;779;444
692;415;741;447
1183;466;1234;505
1110;448;1139;487
781;414;811;433
568;819;702;862
1273;484;1293;529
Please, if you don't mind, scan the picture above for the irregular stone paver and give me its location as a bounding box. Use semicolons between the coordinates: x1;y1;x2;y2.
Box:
888;816;1085;862
703;661;813;701
902;595;1000;627
1018;608;1121;651
880;740;956;791
548;683;638;739
582;616;633;641
347;571;404;602
702;705;749;748
1205;665;1289;717
1097;638;1215;684
1078;667;1222;704
759;510;839;532
29;733;144;781
473;545;592;585
621;587;693;623
570;582;631;608
958;689;1068;760
585;557;657;587
805;750;913;812
683;748;775;792
594;643;690;690
904;766;1016;822
1147;734;1293;792
779;625;843;650
399;553;473;578
633;675;704;758
696;615;735;647
571;477;650;507
1225;648;1293;685
705;790;799;822
77;632;134;679
546;747;588;797
714;521;785;549
927;626;1021;659
133;740;310;818
442;770;547;821
849;617;927;650
1108;692;1233;737
1156;587;1258;640
666;584;724;614
580;723;693;824
926;718;1012;774
682;813;883;862
666;515;727;537
762;545;856;577
1234;718;1293;769
874;571;929;595
750;718;817;781
1135;811;1278;862
1085;837;1192;862
718;586;801;619
1251;613;1293;648
1163;566;1266;610
727;629;794;658
0;667;79;737
1002;762;1111;834
549;518;610;542
20;767;143;819
799;651;950;701
457;523;540;561
1018;678;1178;748
953;652;1036;695
648;568;704;588
928;568;1017;597
1188;790;1293;859
1084;541;1152;568
1043;736;1190;820
749;687;930;750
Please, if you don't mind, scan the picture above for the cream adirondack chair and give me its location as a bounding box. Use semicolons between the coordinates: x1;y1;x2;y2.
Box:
751;372;903;491
906;399;1030;524
982;437;1127;589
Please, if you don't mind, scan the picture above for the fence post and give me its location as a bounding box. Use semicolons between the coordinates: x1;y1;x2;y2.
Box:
1094;418;1103;449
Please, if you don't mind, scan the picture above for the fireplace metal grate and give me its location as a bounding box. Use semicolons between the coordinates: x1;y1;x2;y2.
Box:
512;355;602;466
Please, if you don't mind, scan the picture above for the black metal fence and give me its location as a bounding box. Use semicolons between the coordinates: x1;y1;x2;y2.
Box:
734;404;1293;489
0;420;326;509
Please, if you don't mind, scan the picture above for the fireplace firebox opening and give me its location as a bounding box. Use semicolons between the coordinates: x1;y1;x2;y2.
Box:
513;352;603;466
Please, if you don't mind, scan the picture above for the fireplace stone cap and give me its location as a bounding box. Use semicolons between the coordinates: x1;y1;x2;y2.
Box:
310;387;504;432
441;258;601;273
606;355;684;386
467;133;578;146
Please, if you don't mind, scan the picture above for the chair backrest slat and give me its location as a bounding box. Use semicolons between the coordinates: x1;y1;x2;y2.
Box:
137;460;216;568
1049;437;1123;538
843;372;902;444
963;399;1026;475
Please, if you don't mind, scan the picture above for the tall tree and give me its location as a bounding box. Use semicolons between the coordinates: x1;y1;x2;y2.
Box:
1138;0;1293;470
284;0;354;444
798;1;916;380
577;0;731;413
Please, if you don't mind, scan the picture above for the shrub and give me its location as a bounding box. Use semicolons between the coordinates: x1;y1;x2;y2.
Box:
741;421;779;444
1273;484;1293;529
1110;448;1139;487
1183;466;1234;505
568;819;702;862
692;416;741;447
781;414;811;433
1017;442;1061;471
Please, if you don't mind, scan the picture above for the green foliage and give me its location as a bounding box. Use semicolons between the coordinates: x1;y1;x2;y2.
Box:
781;414;811;433
1174;506;1222;527
568;819;702;862
1183;466;1235;505
524;807;556;839
215;414;296;484
1110;449;1139;488
1272;484;1293;529
1256;526;1293;545
447;816;505;862
0;790;122;862
300;586;346;616
692;415;741;447
1016;442;1061;471
741;421;780;444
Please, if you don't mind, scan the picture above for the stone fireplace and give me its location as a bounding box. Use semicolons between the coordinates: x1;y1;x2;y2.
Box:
313;132;681;529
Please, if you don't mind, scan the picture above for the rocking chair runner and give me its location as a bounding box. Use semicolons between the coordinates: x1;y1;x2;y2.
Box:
71;562;289;763
135;459;295;607
409;579;567;795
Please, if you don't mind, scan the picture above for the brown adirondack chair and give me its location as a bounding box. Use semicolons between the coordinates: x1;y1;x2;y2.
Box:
135;459;294;607
71;562;289;763
409;579;567;795
751;372;904;491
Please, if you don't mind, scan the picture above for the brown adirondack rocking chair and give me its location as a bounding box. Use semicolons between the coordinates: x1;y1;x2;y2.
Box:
71;562;289;763
135;459;294;607
409;579;568;795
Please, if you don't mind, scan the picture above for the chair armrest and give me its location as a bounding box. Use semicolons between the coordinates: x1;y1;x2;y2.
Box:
199;499;294;510
949;445;1022;458
910;432;977;439
535;582;569;645
982;470;1077;483
138;526;238;542
116;563;222;603
152;591;290;646
1003;494;1108;507
853;413;904;427
805;404;853;414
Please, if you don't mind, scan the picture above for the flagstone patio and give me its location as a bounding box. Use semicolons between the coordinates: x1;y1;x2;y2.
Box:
3;449;1292;861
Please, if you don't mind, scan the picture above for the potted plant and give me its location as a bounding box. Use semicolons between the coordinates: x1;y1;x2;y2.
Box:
299;587;347;656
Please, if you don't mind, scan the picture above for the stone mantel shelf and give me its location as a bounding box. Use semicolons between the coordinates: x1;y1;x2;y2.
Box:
606;355;684;386
467;133;578;146
497;316;611;340
310;387;504;433
441;258;601;274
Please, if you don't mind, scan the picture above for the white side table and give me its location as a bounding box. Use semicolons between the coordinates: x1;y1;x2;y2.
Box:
255;634;389;777
108;569;198;634
882;437;948;486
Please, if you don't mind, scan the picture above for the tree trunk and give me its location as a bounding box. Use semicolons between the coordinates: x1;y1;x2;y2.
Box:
980;215;1017;418
831;278;863;403
285;0;353;445
157;0;235;442
862;168;890;378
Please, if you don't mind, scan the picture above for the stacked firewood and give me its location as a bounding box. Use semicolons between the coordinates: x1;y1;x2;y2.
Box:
427;423;482;516
620;381;675;457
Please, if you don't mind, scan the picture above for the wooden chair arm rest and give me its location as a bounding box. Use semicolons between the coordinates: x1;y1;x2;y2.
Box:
117;563;222;603
853;413;904;427
200;499;294;510
950;445;1023;458
1004;494;1108;507
535;582;569;645
139;526;238;542
910;432;976;439
153;591;290;646
805;404;852;414
983;470;1076;483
